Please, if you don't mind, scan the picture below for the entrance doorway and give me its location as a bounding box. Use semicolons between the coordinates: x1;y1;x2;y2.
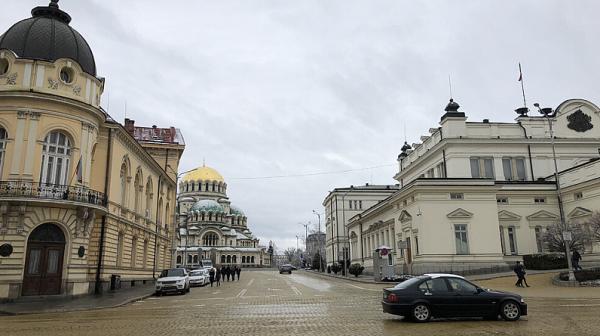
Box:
406;237;412;264
22;223;66;296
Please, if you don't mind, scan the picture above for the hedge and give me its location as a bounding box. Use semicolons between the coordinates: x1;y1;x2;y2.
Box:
522;253;568;270
559;268;600;282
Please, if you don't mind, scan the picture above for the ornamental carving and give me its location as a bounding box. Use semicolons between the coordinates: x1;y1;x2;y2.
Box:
5;73;17;85
73;85;82;96
48;77;59;90
567;110;593;132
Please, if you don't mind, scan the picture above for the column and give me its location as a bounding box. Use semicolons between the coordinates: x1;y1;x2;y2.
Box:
79;122;89;185
22;112;41;180
8;111;28;180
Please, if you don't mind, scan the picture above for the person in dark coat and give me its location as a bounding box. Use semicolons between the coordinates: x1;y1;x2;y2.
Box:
216;267;221;286
514;261;524;287
231;266;236;281
236;266;241;280
573;250;583;270
226;266;231;281
209;266;215;287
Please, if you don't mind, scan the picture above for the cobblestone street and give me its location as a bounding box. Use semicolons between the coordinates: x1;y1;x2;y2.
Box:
2;270;600;336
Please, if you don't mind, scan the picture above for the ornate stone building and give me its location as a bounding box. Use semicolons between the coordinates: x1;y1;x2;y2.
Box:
0;1;183;301
176;164;271;267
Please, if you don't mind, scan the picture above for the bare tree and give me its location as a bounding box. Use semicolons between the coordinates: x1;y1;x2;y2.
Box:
543;220;592;253
586;211;600;242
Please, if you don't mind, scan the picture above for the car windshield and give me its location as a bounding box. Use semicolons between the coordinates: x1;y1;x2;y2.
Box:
190;271;203;276
160;269;184;277
393;277;422;289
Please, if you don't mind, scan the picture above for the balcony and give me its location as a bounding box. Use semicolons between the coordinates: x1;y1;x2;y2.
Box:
0;181;107;207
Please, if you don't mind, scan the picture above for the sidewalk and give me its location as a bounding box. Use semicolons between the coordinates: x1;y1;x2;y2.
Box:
0;284;155;316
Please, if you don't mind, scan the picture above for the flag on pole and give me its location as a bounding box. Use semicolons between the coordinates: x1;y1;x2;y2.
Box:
75;156;83;183
518;63;523;81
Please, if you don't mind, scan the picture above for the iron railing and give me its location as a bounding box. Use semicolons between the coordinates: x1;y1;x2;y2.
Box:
0;181;107;207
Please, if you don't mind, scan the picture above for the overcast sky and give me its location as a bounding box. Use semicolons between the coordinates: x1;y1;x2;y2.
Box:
3;1;600;253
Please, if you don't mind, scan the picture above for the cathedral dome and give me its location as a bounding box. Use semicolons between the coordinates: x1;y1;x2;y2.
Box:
0;1;97;76
189;199;224;213
230;205;245;216
182;164;224;183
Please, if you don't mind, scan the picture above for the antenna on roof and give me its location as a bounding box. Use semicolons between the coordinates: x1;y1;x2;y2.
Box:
448;75;453;100
125;100;128;119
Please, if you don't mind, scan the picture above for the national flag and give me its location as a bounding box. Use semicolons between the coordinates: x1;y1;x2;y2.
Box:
75;156;83;183
518;63;523;82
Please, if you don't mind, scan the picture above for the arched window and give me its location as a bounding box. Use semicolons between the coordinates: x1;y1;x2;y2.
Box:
203;233;218;246
193;255;198;263
143;239;149;269
242;256;246;263
165;202;170;227
133;174;140;214
131;236;138;267
188;254;192;263
221;255;226;263
251;256;255;263
157;198;163;224
0;128;7;178
232;255;237;263
145;178;153;219
176;255;182;264
116;232;124;266
40;131;71;185
119;164;127;206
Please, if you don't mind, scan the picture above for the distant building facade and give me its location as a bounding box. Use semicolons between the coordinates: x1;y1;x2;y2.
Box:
176;165;271;267
324;98;600;276
0;1;183;301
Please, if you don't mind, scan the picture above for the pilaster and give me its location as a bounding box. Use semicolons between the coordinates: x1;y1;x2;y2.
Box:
8;111;28;180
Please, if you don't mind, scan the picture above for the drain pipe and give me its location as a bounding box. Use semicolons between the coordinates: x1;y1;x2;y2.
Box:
518;121;535;180
95;128;112;295
152;174;162;279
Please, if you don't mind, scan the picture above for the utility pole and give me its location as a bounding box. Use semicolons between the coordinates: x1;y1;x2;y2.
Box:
313;210;324;272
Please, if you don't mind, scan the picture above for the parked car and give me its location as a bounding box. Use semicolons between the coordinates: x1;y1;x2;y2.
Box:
189;269;208;287
279;264;293;274
381;273;527;323
156;268;190;296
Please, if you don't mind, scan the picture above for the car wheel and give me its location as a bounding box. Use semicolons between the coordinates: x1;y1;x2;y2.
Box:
289;271;292;274
500;300;521;321
186;285;190;293
279;271;283;274
155;291;161;297
180;287;186;295
411;303;431;323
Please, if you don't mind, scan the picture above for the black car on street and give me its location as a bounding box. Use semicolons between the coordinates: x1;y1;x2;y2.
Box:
382;273;527;323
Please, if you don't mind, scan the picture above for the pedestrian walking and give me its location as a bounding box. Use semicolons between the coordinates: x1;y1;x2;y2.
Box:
216;267;221;286
231;267;236;281
226;266;231;281
209;266;215;287
520;262;530;287
236;266;241;281
573;250;583;270
514;261;524;287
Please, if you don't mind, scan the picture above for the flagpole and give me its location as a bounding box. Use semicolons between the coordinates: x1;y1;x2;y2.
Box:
519;63;527;108
69;155;83;185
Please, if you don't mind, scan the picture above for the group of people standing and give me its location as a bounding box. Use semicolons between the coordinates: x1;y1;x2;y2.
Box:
208;265;242;287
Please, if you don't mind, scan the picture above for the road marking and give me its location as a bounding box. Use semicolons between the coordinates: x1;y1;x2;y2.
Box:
314;295;324;296
238;302;248;305
559;304;600;307
348;284;380;292
237;289;247;298
247;279;255;286
194;305;205;307
291;286;302;296
267;288;282;291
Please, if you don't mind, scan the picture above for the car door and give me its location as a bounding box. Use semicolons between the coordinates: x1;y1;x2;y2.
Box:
446;278;492;316
418;279;454;317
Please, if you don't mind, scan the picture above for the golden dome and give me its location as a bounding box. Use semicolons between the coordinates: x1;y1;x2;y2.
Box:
182;164;224;183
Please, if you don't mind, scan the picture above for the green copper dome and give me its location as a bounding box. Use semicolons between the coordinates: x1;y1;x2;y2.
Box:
189;200;224;213
230;205;245;216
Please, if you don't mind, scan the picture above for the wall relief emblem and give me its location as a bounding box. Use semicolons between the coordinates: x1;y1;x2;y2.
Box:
73;85;82;96
48;77;59;90
567;110;593;132
5;73;17;85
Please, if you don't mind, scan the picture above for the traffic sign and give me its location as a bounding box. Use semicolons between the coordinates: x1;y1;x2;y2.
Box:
397;241;408;249
381;248;388;256
563;231;572;241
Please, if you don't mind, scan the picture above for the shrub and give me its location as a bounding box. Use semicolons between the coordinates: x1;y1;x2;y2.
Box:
381;275;414;282
330;262;341;274
559;268;600;282
523;253;568;270
349;263;364;277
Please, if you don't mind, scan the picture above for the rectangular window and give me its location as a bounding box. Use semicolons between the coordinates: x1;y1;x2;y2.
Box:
470;157;481;178
403;200;407;206
454;225;469;254
450;193;463;200
534;198;546;203
388;253;393;266
574;192;583;200
499;227;506;254
354;200;358;209
508;227;517;254
484;158;494;178
502;157;513;180
516;158;526;180
415;236;419;255
348;200;352;210
497;198;508;203
359;200;362;209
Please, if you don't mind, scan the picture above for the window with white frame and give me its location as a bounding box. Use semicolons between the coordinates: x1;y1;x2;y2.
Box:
0;128;6;178
502;157;526;181
39;131;71;185
574;192;583;200
354;200;358;210
454;225;469;254
450;193;463;200
508;227;517;254
359;200;362;209
534;198;546;203
497;198;508;203
470;157;494;179
348;200;352;210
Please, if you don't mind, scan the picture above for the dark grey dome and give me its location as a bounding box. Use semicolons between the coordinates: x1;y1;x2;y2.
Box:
0;1;96;76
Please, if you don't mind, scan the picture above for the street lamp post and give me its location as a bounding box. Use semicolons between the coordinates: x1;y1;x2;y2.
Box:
341;188;352;277
299;221;310;268
313;210;324;272
169;167;197;268
535;103;576;282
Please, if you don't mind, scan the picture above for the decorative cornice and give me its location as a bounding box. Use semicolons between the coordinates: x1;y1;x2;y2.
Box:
29;112;41;120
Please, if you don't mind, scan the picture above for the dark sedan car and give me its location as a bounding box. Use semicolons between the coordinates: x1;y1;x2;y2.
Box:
279;264;293;274
382;274;527;323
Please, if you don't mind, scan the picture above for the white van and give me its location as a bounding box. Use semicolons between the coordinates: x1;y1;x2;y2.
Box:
202;259;213;269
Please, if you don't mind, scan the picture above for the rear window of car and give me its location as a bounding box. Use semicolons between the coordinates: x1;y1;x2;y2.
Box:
393;277;422;289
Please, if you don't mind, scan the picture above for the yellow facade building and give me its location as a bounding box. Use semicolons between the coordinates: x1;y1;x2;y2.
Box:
0;1;184;301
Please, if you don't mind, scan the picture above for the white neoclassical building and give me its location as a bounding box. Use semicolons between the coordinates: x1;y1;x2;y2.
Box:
324;98;600;275
175;164;271;268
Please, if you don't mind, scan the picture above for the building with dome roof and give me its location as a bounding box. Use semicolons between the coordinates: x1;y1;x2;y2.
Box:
175;164;271;268
0;1;184;301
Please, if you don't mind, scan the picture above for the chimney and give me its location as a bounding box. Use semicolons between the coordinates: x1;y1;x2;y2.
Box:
124;118;135;133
